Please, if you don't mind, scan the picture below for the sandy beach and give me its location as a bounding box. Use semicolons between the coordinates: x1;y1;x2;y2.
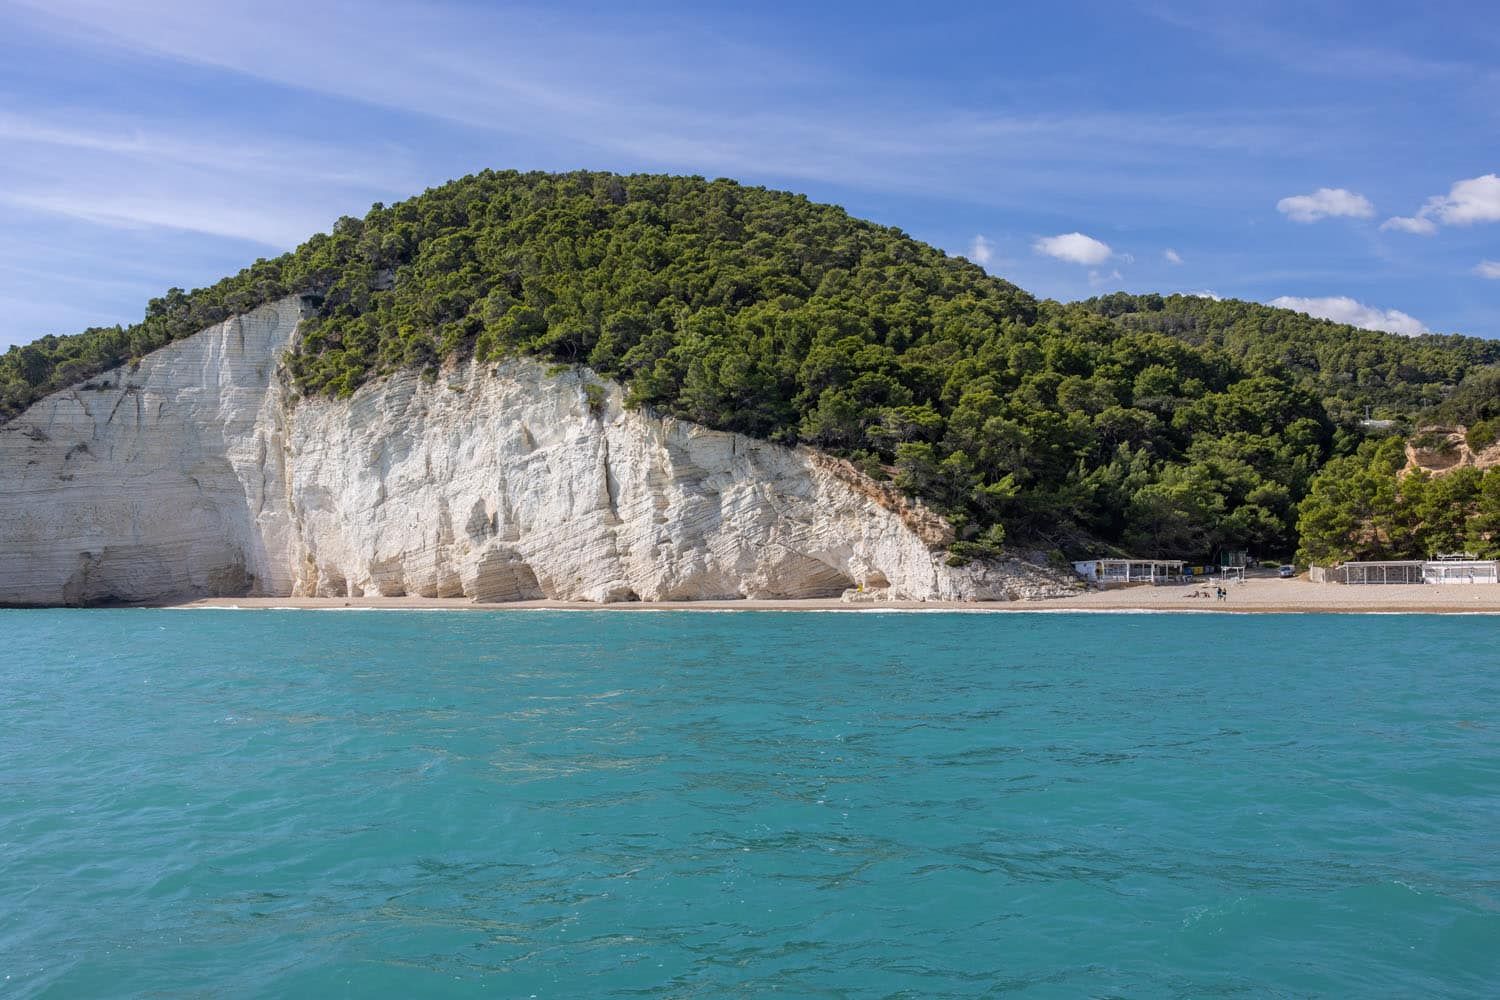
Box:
170;577;1500;614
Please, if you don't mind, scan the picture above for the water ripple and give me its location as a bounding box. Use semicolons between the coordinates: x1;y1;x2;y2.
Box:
2;609;1498;997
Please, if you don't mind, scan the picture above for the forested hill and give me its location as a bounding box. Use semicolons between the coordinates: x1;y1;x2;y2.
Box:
2;170;1495;564
1080;292;1500;424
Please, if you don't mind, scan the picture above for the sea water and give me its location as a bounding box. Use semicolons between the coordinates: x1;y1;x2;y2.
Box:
2;610;1497;998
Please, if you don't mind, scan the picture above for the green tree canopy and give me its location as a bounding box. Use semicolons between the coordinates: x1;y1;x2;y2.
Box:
7;171;1496;563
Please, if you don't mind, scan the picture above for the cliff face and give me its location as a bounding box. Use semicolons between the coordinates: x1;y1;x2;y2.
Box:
1403;427;1500;478
0;298;1072;605
0;298;308;605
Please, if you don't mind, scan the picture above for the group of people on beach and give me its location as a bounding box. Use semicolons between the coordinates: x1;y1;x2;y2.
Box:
1185;586;1229;601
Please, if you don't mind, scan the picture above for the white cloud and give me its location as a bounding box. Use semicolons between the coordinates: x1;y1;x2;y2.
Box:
1087;268;1123;286
1423;174;1500;226
1276;187;1374;223
1382;174;1500;235
1033;232;1112;265
1476;260;1500;279
967;234;994;267
1163;248;1183;264
1269;295;1427;336
1379;215;1437;235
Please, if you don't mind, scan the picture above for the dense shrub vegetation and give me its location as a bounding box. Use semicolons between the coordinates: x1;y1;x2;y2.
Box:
1296;438;1500;564
5;171;1498;562
1080;293;1500;424
1430;365;1500;428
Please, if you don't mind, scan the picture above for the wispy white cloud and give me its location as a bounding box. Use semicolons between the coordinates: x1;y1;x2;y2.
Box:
966;234;995;267
1088;268;1124;286
0;108;422;247
1147;7;1483;83
1269;295;1426;336
1276;187;1374;223
3;0;1338;211
1163;248;1183;264
1477;260;1500;279
0;112;411;188
1;191;309;247
1034;232;1113;265
1379;215;1437;235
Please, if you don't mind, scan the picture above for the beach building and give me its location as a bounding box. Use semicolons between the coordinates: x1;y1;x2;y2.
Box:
1423;555;1499;585
1072;559;1186;586
1328;556;1500;584
1334;560;1425;585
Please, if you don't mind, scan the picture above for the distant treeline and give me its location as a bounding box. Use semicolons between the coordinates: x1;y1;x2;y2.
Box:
1079;292;1500;425
6;170;1499;564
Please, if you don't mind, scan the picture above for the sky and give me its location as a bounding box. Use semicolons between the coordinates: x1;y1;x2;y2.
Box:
0;0;1496;349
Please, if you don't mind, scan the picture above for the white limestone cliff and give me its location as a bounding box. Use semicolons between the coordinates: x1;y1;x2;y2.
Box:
0;298;1074;605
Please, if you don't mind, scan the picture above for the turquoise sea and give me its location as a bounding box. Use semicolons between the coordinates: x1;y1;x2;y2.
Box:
2;610;1498;998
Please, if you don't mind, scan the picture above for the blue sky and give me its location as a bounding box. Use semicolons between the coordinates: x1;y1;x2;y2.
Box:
0;0;1496;348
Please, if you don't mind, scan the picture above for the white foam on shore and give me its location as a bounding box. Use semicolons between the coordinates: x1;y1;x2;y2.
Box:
152;604;1500;616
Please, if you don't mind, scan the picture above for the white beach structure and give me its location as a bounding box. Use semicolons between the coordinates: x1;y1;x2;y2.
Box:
1330;556;1500;584
1072;559;1186;587
1423;554;1499;585
1335;561;1426;585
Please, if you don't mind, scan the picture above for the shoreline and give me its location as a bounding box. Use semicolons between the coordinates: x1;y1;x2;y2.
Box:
147;578;1500;614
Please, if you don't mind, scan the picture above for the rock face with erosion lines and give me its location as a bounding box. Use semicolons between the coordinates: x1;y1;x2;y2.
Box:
0;298;1073;605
